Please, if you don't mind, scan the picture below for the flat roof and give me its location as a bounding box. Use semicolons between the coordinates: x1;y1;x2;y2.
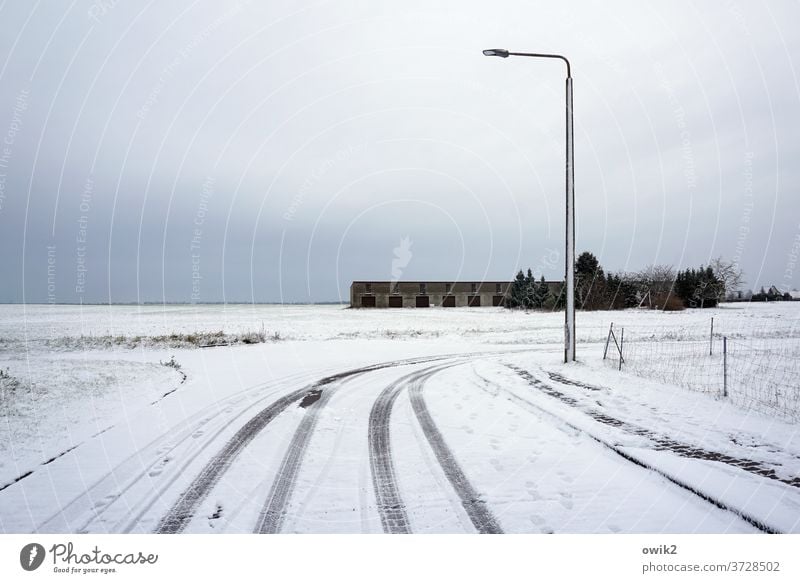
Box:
350;280;562;284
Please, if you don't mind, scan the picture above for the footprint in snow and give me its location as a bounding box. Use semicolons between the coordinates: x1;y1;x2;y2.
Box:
557;471;575;484
529;515;545;525
94;494;117;509
148;457;171;477
525;482;541;500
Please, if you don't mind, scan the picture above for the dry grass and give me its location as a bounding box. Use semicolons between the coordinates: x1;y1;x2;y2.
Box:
44;326;279;350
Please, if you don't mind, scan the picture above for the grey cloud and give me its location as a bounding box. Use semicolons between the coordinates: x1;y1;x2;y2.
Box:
1;0;799;303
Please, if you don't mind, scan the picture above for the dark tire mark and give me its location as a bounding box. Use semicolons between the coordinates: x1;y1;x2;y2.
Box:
0;470;33;493
546;371;602;391
298;389;322;408
504;365;781;534
368;365;455;533
154;387;310;534
408;377;504;534
35;373;311;533
121;388;302;533
368;360;500;534
1;368;188;494
255;387;337;533
369;369;429;533
155;354;481;534
522;367;800;489
256;356;493;534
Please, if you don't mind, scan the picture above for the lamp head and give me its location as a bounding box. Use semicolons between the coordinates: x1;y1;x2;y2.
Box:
482;48;509;58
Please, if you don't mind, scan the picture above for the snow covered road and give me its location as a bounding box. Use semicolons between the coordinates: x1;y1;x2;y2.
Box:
3;344;796;534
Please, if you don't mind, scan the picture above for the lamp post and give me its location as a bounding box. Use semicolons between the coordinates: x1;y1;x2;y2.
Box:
483;48;576;363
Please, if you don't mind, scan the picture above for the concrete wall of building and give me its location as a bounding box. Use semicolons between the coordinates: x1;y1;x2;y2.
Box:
349;281;562;308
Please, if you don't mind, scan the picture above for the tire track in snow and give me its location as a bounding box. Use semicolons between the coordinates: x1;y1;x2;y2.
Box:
369;360;501;533
154;387;312;534
287;372;377;533
120;372;338;533
368;366;448;533
408;373;504;534
249;356;472;535
37;368;326;534
254;385;338;533
542;369;800;488
253;354;503;534
503;365;780;534
154;354;478;534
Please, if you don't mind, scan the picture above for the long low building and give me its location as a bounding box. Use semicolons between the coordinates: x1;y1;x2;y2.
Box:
349;280;562;308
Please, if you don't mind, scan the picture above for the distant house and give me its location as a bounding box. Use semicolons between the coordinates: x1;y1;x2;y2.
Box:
789;290;800;301
350;280;561;308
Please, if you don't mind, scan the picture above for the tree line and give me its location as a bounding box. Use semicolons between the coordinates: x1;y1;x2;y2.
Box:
506;252;744;311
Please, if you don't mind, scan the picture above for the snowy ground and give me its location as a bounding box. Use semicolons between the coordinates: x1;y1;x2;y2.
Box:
0;302;798;533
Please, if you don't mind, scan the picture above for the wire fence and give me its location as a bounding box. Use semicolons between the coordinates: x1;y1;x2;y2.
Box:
602;318;800;422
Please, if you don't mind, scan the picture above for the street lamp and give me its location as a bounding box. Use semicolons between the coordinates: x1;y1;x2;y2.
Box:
483;48;576;363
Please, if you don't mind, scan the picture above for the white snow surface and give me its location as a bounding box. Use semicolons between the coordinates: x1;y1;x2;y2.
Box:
0;302;798;533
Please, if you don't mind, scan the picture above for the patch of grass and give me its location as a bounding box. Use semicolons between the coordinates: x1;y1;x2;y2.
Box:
160;355;182;370
44;326;284;350
0;367;24;396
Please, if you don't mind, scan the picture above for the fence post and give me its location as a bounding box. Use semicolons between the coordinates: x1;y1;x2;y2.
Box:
709;317;714;356
619;327;624;371
723;336;728;397
603;322;613;360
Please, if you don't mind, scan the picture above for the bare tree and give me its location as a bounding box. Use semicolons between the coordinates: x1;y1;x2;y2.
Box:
710;257;744;300
633;264;676;295
628;264;677;309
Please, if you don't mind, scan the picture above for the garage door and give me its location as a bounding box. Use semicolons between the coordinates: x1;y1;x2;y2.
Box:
416;295;430;308
492;295;505;306
361;295;376;307
442;295;455;307
467;295;481;307
389;296;402;308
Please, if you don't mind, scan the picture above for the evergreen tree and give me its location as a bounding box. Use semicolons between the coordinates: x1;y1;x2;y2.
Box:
533;275;550;308
575;251;605;310
507;270;526;309
674;265;723;307
524;269;535;309
620;277;639;308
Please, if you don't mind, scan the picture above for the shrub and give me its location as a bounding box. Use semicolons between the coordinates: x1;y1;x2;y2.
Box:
657;293;685;311
160;355;182;370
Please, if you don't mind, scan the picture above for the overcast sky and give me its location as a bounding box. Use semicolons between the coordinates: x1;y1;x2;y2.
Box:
0;0;798;303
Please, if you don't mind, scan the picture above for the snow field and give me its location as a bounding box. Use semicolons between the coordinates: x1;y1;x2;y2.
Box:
0;303;798;534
